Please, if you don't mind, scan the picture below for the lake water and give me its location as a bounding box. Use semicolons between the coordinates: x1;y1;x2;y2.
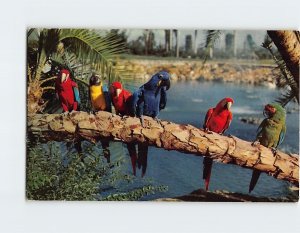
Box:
105;80;299;200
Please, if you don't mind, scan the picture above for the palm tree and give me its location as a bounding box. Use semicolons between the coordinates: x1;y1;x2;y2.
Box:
267;31;300;88
174;29;180;58
193;30;198;55
27;29;128;114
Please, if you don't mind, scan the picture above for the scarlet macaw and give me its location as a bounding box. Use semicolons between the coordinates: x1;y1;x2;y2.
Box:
55;69;79;112
109;81;138;175
249;103;286;193
203;97;234;191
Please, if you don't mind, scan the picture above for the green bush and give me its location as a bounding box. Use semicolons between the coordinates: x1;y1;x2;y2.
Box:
26;141;167;201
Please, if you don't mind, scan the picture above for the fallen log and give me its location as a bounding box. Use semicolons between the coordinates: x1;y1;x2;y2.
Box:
27;111;299;186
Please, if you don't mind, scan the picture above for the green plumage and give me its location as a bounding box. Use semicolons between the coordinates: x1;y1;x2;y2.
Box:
256;103;286;148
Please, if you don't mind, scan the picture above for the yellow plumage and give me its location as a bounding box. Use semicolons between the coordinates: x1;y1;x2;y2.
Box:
89;84;106;111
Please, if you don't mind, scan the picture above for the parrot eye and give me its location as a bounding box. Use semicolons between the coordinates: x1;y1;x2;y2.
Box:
158;74;163;79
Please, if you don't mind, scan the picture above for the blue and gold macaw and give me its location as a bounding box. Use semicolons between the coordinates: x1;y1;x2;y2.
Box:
131;71;171;177
89;74;112;163
249;103;286;193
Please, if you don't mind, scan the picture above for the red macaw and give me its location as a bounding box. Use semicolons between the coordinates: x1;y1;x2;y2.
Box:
109;82;137;175
202;97;234;191
55;69;78;112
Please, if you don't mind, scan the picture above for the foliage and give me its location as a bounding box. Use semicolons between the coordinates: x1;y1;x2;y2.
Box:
261;35;299;106
202;30;222;63
26;142;167;201
27;28;131;114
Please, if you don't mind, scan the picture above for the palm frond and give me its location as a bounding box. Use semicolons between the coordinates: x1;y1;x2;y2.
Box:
262;35;299;105
275;89;296;107
202;30;221;64
58;29;130;85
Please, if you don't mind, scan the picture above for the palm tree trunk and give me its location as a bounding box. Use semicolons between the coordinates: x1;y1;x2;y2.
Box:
194;30;198;55
175;30;180;58
28;111;299;186
267;30;300;87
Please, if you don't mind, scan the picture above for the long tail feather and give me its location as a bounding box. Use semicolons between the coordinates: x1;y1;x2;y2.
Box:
127;143;137;176
203;157;213;191
138;144;148;177
249;170;261;193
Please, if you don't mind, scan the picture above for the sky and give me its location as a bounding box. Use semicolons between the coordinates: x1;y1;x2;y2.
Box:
125;29;267;49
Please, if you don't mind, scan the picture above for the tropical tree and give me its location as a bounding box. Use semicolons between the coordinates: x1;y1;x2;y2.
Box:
27;28;129;114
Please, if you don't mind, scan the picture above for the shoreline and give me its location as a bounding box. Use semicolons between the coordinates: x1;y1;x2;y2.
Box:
117;58;279;87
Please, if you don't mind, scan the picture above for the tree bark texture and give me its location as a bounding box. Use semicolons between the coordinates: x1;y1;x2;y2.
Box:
28;111;299;186
267;30;300;86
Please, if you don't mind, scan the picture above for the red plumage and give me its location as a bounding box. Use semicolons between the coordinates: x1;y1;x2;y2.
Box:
202;97;234;191
55;69;78;112
204;97;233;133
111;82;132;116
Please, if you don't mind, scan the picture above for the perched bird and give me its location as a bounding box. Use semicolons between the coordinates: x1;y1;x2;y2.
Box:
109;81;137;175
89;74;111;112
89;74;112;162
132;71;171;177
110;81;133;116
203;97;234;191
55;69;79;112
249;103;286;193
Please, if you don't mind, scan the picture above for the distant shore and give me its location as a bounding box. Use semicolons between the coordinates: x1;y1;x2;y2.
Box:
117;58;278;87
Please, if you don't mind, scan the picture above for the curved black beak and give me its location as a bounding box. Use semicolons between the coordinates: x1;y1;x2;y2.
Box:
163;79;171;90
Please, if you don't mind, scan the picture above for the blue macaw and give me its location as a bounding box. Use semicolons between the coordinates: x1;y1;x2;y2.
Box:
131;71;171;177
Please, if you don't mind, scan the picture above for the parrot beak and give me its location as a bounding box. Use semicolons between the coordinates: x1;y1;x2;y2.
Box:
116;89;121;97
226;102;232;109
61;73;68;83
163;79;171;90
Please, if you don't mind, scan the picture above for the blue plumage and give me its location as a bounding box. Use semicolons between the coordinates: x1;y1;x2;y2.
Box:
132;71;170;118
130;71;171;177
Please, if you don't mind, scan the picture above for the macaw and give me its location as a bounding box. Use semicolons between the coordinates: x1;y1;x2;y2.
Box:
89;74;111;112
203;97;234;191
109;81;138;175
131;71;171;177
55;69;79;112
89;74;112;163
249;103;286;193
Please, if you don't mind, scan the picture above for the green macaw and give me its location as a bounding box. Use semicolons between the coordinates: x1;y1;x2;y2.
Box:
249;103;286;193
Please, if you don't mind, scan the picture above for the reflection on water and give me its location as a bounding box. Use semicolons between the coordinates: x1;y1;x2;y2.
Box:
114;80;299;200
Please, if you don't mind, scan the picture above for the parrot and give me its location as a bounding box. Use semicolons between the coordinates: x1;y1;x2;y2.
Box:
131;71;171;177
55;69;79;112
89;74;112;163
249;103;286;193
203;97;234;191
109;81;138;175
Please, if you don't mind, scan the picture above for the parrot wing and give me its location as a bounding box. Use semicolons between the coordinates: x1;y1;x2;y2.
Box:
222;111;233;134
131;87;144;117
159;87;167;110
203;108;214;129
256;119;267;140
277;123;286;148
102;85;112;112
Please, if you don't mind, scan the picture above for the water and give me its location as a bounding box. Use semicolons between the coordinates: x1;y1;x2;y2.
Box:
114;80;299;200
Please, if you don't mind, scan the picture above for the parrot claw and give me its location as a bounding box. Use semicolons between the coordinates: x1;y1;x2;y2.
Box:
154;117;161;124
252;141;260;147
140;116;145;128
271;147;277;156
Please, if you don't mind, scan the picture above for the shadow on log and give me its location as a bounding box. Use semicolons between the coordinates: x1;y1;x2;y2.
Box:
27;111;299;186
